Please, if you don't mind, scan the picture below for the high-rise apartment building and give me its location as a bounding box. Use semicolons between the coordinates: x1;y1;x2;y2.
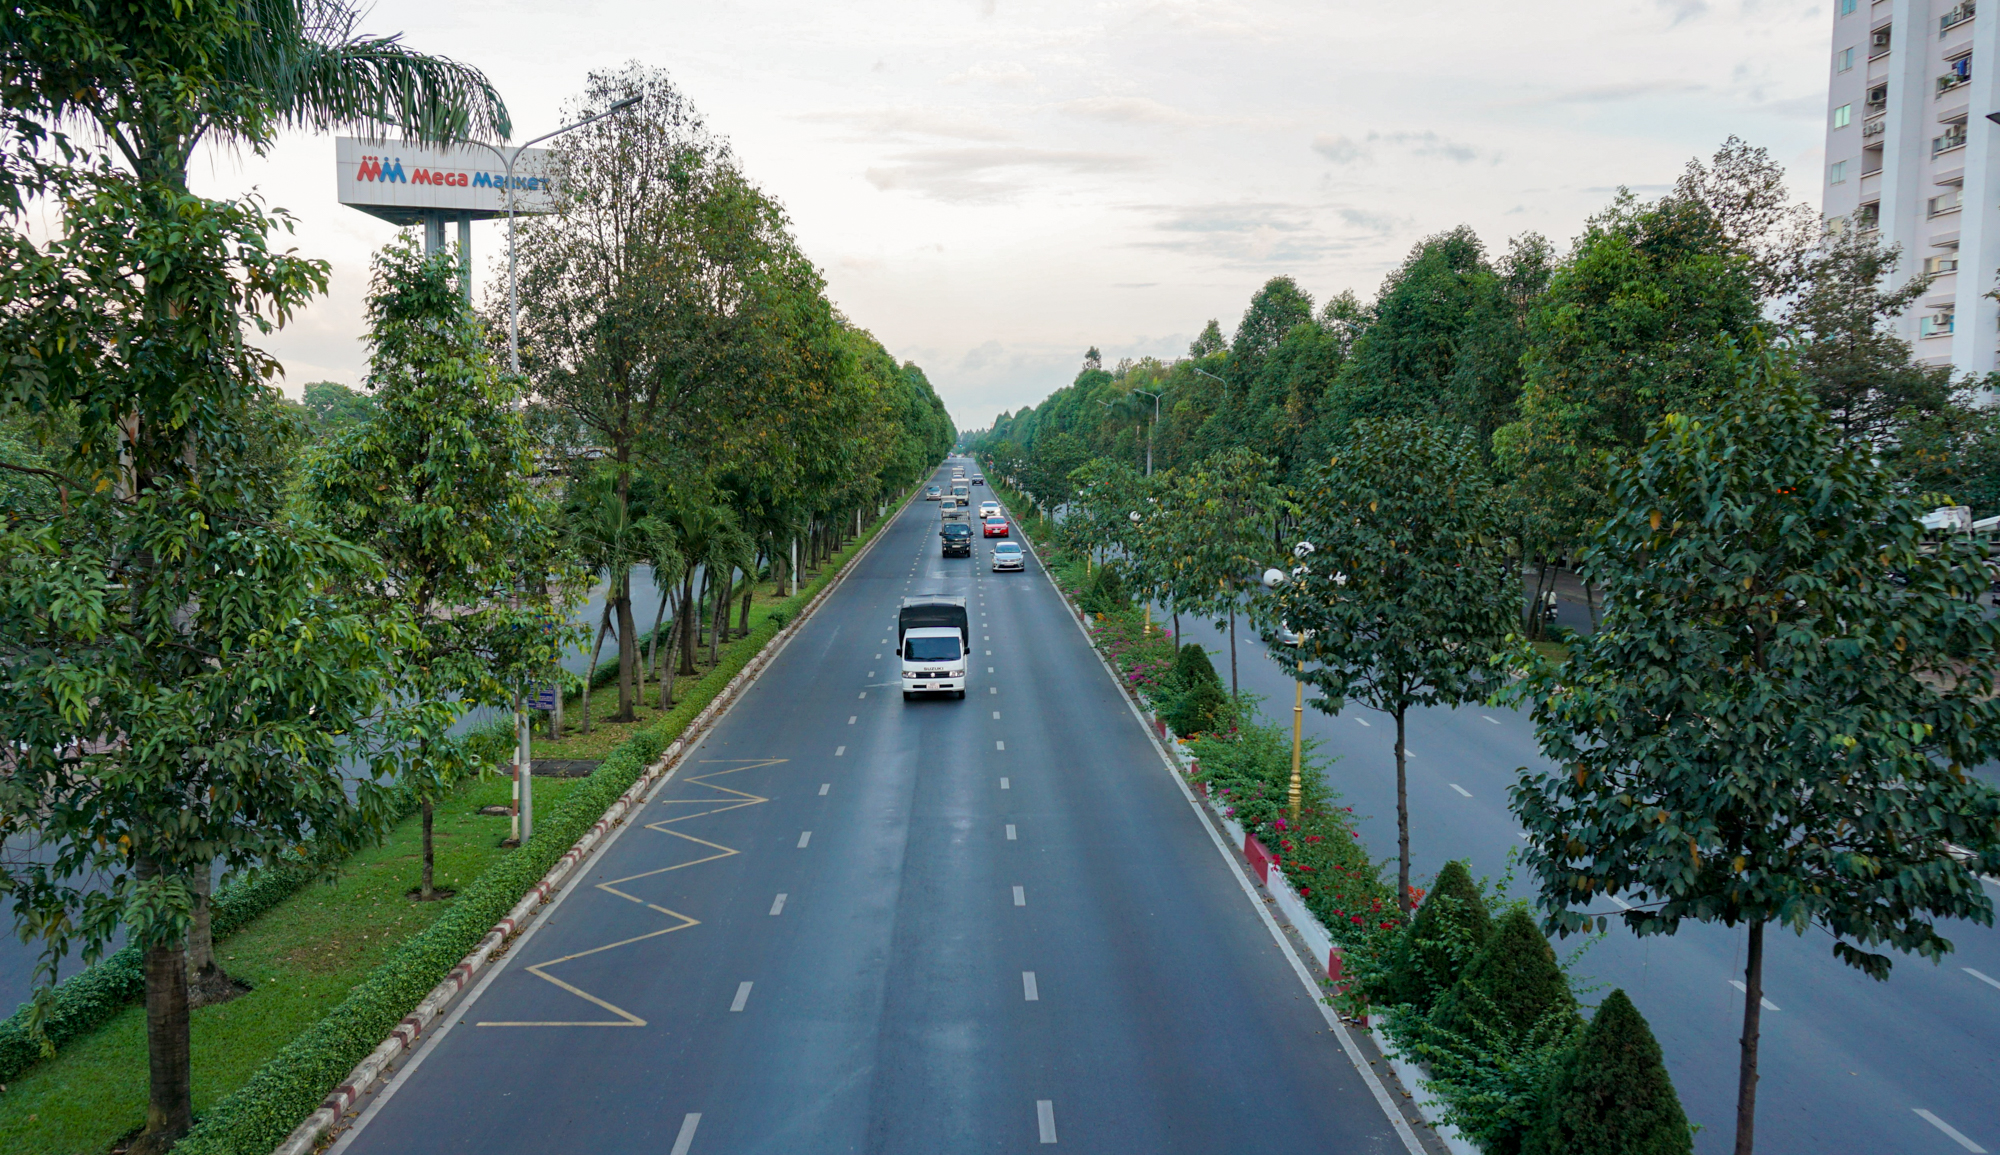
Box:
1824;0;1992;378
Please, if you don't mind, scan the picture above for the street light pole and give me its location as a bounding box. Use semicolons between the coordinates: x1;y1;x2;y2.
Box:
1133;389;1162;476
1262;552;1315;825
462;94;642;374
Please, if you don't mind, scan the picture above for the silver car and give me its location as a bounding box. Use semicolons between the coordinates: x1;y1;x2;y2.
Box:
991;541;1024;571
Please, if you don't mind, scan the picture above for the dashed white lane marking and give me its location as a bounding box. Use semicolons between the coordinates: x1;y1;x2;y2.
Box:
818;783;830;796
1916;1109;1988;1153
730;982;753;1012
984;635;990;640
1006;824;1017;840
1482;715;1501;725
996;740;1006;750
769;893;788;915
848;716;856;724
1013;885;1027;906
1517;831;1529;840
867;670;875;678
797;831;812;848
669;1113;701;1155
1606;893;1633;910
858;691;867;699
835;745;845;756
1354;717;1370;727
1964;967;2000;992
1449;783;1472;798
993;711;1001;719
988;666;995;673
1727;980;1779;1011
1000;777;1010;789
1037;1100;1057;1144
1022;971;1040;1001
986;649;992;655
990;686;997;694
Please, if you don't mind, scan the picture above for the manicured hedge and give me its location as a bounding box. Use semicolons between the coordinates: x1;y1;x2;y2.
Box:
171;492;907;1155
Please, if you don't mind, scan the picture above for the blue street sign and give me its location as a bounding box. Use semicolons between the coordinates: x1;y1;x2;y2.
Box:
527;684;560;711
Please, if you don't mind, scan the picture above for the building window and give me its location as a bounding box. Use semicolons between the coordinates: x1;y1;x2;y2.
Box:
1924;254;1961;276
1872;25;1893;56
1929;186;1964;216
1831;160;1850;184
1856;200;1882;228
1838;47;1857;71
1920;312;1956;338
1834;104;1853;128
1841;0;1858;14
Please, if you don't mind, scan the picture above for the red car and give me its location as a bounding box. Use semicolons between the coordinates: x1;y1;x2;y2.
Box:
983;516;1010;537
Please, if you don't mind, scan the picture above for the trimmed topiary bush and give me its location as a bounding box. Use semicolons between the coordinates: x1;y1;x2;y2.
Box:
1079;563;1128;614
1431;907;1575;1043
1368;859;1492;1013
1525;989;1692;1155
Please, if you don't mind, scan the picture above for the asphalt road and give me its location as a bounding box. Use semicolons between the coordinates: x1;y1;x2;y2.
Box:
331;467;1416;1155
1164;610;2000;1155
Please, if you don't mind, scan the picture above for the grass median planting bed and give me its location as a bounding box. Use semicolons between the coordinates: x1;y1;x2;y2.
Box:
0;773;580;1155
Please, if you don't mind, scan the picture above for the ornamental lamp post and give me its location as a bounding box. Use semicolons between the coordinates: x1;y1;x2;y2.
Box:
1264;545;1314;825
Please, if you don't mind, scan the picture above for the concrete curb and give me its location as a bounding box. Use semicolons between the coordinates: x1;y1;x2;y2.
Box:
272;487;919;1155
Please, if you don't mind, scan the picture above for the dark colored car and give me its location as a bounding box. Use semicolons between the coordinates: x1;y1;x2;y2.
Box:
941;522;974;556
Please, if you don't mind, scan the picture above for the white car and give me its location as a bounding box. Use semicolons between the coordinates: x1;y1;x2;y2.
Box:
978;500;1001;519
991;541;1024;571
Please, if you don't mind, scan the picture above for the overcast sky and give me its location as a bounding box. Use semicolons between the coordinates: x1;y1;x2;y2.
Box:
171;0;1829;432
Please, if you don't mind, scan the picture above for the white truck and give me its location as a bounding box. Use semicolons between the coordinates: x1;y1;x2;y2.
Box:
899;596;969;699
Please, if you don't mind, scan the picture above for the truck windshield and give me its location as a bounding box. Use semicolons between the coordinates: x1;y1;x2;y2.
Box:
905;637;962;662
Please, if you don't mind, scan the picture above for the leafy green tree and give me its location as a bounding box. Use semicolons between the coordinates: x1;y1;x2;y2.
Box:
0;4;504;1146
296;380;380;438
1509;351;2000;1155
1525;989;1693;1155
1189;319;1226;357
1262;419;1516;911
1159;448;1283;697
1026;430;1091;512
309;237;569;897
1232;275;1315;361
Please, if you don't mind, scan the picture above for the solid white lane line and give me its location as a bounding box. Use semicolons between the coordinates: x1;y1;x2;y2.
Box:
1037;1100;1057;1144
996;740;1006;750
769;893;787;915
1915;1109;1988;1153
1354;717;1370;727
1022;971;1040;1001
818;783;829;795
1482;715;1501;725
1013;885;1026;906
835;745;845;756
1727;980;1779;1011
1965;967;2000;992
1006;824;1017;840
797;831;812;848
669;1113;702;1155
1449;784;1472;798
730;982;753;1012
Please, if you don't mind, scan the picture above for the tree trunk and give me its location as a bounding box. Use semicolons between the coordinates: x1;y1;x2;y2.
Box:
738;569;755;636
419;798;436;899
1227;604;1239;700
612;567;638;722
1735;921;1766;1155
131;858;192;1155
678;571;699;676
645;579;669;686
1395;705;1412;914
185;866;233;1007
582;600;613;735
659;612;684;709
709;567;729;664
1527;560;1553;640
1583;575;1599;632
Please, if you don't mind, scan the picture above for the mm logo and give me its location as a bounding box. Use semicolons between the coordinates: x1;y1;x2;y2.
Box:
356;156;405;183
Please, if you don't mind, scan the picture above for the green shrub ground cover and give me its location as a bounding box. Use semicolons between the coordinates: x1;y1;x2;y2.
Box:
0;493;906;1155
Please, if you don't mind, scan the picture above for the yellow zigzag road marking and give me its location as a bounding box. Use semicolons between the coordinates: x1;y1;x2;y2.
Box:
478;759;788;1027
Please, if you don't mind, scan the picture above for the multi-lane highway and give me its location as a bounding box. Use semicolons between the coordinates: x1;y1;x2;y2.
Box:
1167;596;2000;1155
329;467;1423;1155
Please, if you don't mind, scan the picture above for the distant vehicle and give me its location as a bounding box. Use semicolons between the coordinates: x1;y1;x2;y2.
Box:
941;498;968;521
926;486;942;500
940;521;973;557
971;475;985;485
983;516;1009;538
951;483;970;502
991;541;1024;572
978;500;1001;519
899;597;968;699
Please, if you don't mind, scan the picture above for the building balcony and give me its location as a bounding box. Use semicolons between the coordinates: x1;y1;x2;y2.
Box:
1938;72;1971;96
1935;125;1970;153
1920;316;1956;339
1941;1;1975;33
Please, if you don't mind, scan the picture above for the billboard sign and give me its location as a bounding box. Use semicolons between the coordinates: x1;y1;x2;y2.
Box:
335;137;556;225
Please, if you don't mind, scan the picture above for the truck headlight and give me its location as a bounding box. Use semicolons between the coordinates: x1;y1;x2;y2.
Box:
903;671;919;678
948;669;964;677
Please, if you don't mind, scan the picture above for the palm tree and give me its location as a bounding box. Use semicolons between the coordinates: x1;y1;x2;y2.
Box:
8;5;508;1151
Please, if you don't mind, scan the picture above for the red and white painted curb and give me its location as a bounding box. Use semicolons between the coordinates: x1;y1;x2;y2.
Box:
272;490;917;1155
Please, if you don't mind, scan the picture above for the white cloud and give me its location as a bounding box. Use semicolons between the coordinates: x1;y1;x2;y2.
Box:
945;61;1037;87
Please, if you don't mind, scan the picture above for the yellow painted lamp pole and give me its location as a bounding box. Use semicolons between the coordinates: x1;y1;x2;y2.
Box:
1263;546;1316;826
